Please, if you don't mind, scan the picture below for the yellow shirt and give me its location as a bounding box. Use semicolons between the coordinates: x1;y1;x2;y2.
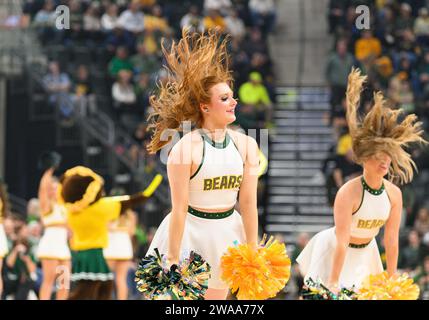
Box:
67;197;121;251
355;37;382;61
203;16;226;32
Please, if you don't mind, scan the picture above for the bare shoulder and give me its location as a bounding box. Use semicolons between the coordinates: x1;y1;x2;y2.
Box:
336;176;363;205
227;128;258;158
383;179;402;203
168;131;203;164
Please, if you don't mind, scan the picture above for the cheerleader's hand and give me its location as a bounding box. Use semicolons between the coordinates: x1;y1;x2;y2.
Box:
326;282;340;295
166;256;179;269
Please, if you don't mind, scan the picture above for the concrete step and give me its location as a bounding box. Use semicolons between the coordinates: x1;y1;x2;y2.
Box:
275;127;333;135
267;204;332;215
268;186;327;195
271;142;331;152
271;135;334;144
274;119;328;127
270;160;322;169
268;168;319;177
266;215;333;225
265;223;331;234
269;195;327;205
274;110;327;119
269;176;326;187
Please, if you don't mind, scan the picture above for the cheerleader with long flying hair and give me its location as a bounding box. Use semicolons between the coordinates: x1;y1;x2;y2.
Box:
297;68;427;291
146;30;260;300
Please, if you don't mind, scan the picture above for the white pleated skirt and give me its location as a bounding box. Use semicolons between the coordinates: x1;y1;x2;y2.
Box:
147;210;246;290
103;231;133;260
296;227;383;288
0;223;8;258
37;227;71;260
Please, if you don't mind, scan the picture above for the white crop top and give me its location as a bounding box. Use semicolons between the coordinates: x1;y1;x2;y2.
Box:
188;131;244;210
42;204;67;227
350;177;391;239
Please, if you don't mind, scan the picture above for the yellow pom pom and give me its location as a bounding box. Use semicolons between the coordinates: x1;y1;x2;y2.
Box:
358;271;420;300
221;235;291;300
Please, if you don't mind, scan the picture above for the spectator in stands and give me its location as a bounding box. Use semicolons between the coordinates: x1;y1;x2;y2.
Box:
42;61;74;121
327;0;347;35
112;70;137;108
415;256;429;300
414;207;429;237
399;230;422;272
133;122;149;145
82;3;102;42
180;5;204;33
331;135;361;189
1;225;37;300
144;4;172;37
243;28;268;55
418;51;429;97
203;9;226;33
248;0;276;35
134;72;151;112
32;0;57;45
225;9;246;40
388;72;415;114
64;0;84;44
204;0;232;16
112;70;140;133
355;30;382;63
325;39;355;122
72;64;95;115
109;46;134;78
130;42;160;76
101;3;119;32
105;25;136;54
395;3;414;39
238;71;273;126
372;55;394;91
331;97;348;138
117;0;145;35
26;198;40;224
376;5;396;48
414;7;429;46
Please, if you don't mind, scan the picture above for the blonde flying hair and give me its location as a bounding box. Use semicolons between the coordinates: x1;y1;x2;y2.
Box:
146;29;233;154
346;68;427;185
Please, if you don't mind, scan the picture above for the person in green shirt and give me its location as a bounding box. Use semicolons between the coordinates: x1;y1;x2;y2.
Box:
2;225;38;300
108;46;134;78
238;71;273;127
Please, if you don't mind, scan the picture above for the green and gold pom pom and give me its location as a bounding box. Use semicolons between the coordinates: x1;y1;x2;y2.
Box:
135;248;211;300
301;278;357;300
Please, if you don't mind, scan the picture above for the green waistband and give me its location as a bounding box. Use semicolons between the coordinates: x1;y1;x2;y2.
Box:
188;206;234;219
349;242;371;249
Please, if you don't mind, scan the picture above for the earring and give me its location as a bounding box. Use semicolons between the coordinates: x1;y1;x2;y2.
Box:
204;108;209;112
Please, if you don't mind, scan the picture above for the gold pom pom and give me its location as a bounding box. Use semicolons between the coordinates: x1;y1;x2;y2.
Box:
358;271;420;300
221;235;291;300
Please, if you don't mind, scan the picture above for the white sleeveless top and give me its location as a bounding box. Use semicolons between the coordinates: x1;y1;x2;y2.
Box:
42;204;68;227
350;177;391;239
188;131;244;210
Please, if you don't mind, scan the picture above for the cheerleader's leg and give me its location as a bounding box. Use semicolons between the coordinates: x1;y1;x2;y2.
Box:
0;258;3;297
204;288;229;300
114;260;130;300
39;259;60;300
56;259;71;300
